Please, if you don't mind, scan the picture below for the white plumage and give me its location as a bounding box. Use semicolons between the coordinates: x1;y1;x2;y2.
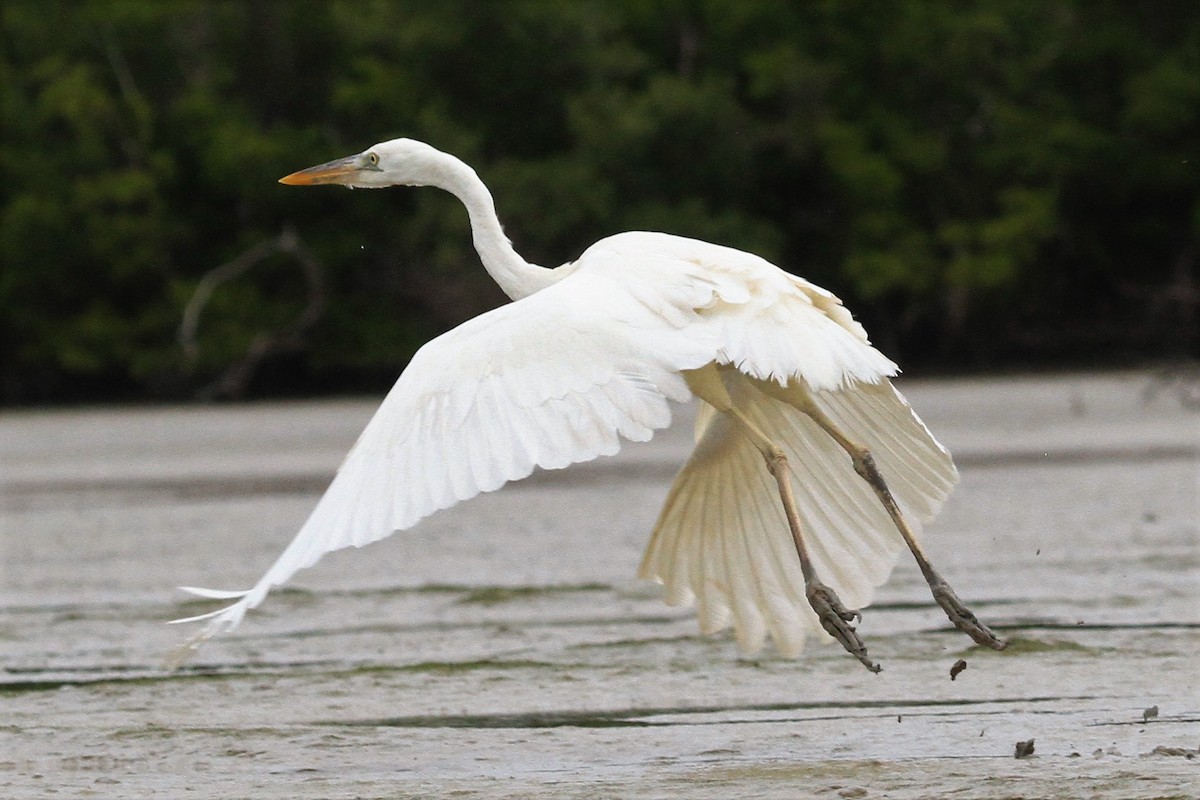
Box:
641;378;957;656
172;138;1000;668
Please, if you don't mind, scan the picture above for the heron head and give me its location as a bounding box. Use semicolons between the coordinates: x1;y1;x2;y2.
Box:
279;138;447;189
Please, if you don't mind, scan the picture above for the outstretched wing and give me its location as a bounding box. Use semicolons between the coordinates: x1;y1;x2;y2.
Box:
171;270;718;654
639;377;958;656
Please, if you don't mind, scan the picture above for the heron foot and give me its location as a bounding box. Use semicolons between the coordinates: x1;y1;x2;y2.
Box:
931;579;1007;650
807;582;881;673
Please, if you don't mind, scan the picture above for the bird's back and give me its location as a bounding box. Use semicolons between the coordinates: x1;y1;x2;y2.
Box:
569;230;898;392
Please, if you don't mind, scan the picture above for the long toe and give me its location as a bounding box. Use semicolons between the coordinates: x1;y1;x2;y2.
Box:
932;581;1007;650
808;583;882;673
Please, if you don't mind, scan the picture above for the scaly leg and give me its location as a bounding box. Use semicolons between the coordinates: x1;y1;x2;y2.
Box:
755;438;881;672
684;367;882;672
793;389;1007;651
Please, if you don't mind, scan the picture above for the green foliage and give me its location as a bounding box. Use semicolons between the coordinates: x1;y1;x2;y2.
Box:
1;0;1196;402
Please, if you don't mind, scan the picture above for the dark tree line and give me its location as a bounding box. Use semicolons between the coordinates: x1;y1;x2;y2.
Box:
2;0;1197;403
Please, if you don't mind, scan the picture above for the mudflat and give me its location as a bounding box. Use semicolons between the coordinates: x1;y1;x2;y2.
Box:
2;370;1197;798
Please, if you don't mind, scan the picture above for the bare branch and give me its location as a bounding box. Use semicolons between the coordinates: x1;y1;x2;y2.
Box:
178;227;327;400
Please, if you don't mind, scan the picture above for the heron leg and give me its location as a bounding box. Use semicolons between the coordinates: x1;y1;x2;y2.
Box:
735;409;881;672
792;390;1007;651
684;367;881;672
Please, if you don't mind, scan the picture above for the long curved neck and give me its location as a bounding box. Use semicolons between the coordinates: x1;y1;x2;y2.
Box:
428;152;556;300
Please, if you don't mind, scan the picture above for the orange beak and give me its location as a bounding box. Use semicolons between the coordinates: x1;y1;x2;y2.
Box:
278;155;361;186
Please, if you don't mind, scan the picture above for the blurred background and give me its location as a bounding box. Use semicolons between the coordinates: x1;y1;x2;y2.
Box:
2;0;1197;405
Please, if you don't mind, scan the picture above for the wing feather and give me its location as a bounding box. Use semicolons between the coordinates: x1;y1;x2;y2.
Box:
639;374;957;656
725;459;767;652
170;273;716;656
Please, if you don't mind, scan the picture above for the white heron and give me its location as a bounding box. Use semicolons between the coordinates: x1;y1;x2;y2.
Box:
172;138;1006;671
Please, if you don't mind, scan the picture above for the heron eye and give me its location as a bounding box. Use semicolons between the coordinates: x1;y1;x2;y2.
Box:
367;152;380;166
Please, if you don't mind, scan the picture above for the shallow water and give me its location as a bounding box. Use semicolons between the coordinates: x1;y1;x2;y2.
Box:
2;371;1198;798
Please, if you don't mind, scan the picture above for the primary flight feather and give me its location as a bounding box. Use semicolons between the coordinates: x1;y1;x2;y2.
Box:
172;138;1005;669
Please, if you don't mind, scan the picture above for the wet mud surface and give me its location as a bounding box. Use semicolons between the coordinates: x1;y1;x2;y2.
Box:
2;371;1197;798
